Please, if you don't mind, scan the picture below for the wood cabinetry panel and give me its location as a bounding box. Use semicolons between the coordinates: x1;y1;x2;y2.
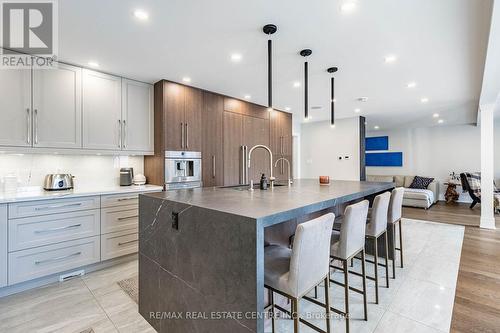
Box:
184;87;203;152
202;92;224;187
244;116;270;183
223;112;243;186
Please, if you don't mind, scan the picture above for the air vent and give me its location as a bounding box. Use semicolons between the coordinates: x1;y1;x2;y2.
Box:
311;106;323;110
59;269;85;282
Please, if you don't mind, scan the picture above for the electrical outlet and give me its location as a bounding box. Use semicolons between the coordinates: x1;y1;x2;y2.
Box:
171;212;179;230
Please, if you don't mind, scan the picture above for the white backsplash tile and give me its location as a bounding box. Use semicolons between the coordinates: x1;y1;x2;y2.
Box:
0;154;144;189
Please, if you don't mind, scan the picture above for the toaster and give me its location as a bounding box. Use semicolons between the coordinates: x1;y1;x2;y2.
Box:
43;174;74;191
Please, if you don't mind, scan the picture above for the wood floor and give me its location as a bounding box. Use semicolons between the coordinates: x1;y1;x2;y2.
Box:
403;201;500;332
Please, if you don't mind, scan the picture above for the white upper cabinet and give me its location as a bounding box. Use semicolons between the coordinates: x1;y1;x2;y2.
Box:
82;69;122;150
0;69;31;147
121;79;154;152
32;63;82;148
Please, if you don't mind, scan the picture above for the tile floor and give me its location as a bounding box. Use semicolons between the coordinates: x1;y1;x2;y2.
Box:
0;219;464;333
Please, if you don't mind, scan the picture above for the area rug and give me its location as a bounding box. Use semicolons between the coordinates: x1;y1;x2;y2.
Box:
117;275;139;304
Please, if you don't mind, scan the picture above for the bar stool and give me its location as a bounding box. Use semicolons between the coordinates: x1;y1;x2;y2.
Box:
329;200;369;333
352;192;391;304
388;187;405;278
265;213;335;333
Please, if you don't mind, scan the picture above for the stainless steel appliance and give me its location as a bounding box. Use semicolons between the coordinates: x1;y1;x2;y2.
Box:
43;174;74;191
120;168;134;186
165;151;202;190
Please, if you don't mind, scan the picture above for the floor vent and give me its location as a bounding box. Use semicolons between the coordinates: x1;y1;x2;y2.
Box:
59;269;85;282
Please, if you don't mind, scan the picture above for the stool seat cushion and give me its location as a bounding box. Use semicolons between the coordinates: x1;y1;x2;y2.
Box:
264;245;292;294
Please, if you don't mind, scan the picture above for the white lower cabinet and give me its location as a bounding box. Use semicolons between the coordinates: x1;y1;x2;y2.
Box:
0;205;7;288
8;236;100;285
101;230;138;261
101;205;138;234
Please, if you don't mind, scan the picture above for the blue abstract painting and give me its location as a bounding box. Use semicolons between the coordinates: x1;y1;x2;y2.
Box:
366;152;403;167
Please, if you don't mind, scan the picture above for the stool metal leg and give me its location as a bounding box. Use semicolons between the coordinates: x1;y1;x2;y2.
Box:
384;231;390;288
360;249;368;321
293;298;300;333
270;291;276;333
324;277;331;333
398;219;404;268
373;236;379;304
391;223;396;279
343;259;350;333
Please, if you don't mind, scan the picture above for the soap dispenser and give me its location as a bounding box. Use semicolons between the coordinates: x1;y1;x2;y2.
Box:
260;173;268;190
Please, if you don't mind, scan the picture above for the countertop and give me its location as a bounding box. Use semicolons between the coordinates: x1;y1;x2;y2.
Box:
0;184;164;204
143;179;394;224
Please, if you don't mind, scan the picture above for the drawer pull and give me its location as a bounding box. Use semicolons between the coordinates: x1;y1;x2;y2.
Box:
34;251;82;265
118;239;138;246
117;197;136;202
117;215;138;221
34;223;82;234
35;203;82;211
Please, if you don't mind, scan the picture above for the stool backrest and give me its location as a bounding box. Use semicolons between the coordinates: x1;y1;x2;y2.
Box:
289;213;335;297
366;192;391;236
388;187;405;224
337;200;369;259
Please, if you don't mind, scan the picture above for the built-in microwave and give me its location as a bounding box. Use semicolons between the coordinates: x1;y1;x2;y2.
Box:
164;151;202;190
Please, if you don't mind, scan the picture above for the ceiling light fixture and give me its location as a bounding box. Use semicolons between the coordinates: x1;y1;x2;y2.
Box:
354;108;361;113
340;1;357;13
300;49;312;120
285;107;291;111
384;55;397;63
263;24;278;109
438;119;444;124
374;125;380;130
230;53;242;62
421;97;429;103
293;81;301;88
244;95;251;100
182;77;191;83
133;9;149;20
433;113;439;118
407;81;417;88
327;67;338;126
88;61;99;68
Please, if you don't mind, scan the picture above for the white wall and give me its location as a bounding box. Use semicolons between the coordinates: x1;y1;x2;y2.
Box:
0;154;144;190
367;123;500;202
300;117;361;180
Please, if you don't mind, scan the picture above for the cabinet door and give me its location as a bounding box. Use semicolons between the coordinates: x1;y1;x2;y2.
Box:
202;92;223;187
281;112;293;156
0;69;31;147
0;205;6;288
82;70;122;150
164;82;185;151
121;79;154;152
184;86;202;151
269;111;282;155
223;112;243;186
32;63;82;148
243;115;270;183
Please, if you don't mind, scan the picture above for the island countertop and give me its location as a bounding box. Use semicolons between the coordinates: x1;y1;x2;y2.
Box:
142;179;394;226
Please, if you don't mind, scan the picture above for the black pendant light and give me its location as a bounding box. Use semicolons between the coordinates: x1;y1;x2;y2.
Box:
263;24;277;109
300;49;312;119
327;67;338;126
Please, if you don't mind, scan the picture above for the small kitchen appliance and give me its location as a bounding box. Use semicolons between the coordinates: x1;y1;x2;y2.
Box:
43;174;74;191
120;168;134;186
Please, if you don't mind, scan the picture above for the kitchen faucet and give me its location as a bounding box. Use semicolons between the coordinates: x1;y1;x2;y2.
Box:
247;145;275;189
274;157;292;187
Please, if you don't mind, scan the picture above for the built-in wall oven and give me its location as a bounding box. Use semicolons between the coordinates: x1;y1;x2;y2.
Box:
165;151;202;190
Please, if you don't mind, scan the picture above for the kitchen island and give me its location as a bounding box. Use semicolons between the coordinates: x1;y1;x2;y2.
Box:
138;179;394;333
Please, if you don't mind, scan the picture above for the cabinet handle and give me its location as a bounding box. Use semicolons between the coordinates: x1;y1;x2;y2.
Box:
118;120;122;148
118;239;138;246
35;202;82;211
35;252;82;265
185;123;189;149
117;197;136;202
181;122;184;148
34;224;82;234
117;215;138;221
34;109;38;144
123;120;127;149
281;136;284;155
26;108;31;144
212;155;216;178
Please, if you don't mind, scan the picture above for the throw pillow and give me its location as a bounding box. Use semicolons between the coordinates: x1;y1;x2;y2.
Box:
409;176;434;189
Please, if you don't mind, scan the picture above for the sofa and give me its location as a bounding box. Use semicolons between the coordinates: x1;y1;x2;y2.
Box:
367;175;439;209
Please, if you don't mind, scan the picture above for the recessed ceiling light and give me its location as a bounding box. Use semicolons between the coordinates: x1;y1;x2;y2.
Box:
340;1;357;13
421;97;429;103
230;53;242;62
407;82;417;88
438;119;444;124
133;9;149;20
293;81;301;88
433;113;439;118
182;77;191;83
384;55;397;63
285;107;291;111
374;125;380;130
244;95;251;100
354;108;361;113
88;61;99;68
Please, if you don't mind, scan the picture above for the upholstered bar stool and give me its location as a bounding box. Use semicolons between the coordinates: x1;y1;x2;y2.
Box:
388;187;405;278
352;192;391;304
329;200;369;333
265;213;335;333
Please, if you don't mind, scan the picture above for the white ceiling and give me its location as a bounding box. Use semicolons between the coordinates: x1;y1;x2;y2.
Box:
58;0;493;130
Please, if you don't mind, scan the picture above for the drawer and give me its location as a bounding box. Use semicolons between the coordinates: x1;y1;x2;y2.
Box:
101;193;139;208
101;230;138;261
8;236;100;285
0;205;7;288
9;210;100;252
8;196;100;219
101;205;138;234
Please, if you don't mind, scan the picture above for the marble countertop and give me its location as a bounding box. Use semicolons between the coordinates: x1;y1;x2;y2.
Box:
0;184;164;204
143;179;394;223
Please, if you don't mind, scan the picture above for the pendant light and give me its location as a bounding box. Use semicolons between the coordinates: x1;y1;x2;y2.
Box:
263;24;277;110
300;49;312;119
327;67;338;126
